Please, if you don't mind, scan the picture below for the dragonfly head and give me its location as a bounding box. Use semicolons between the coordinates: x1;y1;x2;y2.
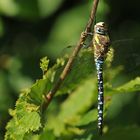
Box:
94;22;108;35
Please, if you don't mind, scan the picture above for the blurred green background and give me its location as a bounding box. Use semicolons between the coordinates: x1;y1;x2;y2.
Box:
0;0;140;139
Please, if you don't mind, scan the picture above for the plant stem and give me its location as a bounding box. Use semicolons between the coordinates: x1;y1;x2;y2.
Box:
44;0;100;109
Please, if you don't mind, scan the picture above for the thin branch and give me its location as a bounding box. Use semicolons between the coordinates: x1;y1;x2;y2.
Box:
44;0;100;109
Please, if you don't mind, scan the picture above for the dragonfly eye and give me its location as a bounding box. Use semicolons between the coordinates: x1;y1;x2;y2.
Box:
96;27;107;35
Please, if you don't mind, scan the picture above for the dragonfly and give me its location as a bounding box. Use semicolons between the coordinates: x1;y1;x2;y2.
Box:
47;22;110;134
46;21;139;135
57;22;111;135
92;22;110;135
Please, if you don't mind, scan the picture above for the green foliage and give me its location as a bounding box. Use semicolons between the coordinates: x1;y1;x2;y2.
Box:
105;77;140;95
40;57;49;74
5;89;41;140
4;48;140;139
41;0;109;58
38;0;64;18
4;57;65;139
0;0;64;19
1;0;140;140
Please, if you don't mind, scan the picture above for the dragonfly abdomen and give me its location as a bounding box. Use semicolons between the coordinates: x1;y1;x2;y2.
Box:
95;57;104;135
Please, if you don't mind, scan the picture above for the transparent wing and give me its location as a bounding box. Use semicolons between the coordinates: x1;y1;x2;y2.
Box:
54;37;140;94
54;44;95;94
111;38;140;74
59;37;138;70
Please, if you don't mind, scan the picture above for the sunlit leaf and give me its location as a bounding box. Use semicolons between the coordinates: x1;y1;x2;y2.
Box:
38;0;64;18
76;109;97;126
5;91;41;140
0;0;19;16
58;78;97;125
106;77;140;95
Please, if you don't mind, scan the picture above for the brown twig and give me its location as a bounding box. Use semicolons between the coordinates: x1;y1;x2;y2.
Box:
44;0;100;108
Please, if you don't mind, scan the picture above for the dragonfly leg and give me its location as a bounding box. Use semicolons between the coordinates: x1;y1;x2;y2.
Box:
82;41;93;48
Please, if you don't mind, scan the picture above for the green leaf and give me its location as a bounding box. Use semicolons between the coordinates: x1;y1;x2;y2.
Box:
57;49;95;95
29;56;65;105
5;91;41;140
41;0;109;58
58;78;97;125
39;130;56;140
0;0;19;16
29;78;51;105
15;0;39;20
105;48;114;68
5;119;25;140
38;0;64;18
41;2;91;57
116;77;140;93
40;57;49;74
21;112;41;132
45;117;66;137
4;56;67;139
0;0;41;20
106;77;140;95
76;109;97;126
5;112;41;140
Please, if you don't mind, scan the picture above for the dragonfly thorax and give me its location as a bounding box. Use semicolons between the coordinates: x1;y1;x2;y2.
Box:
93;22;110;59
